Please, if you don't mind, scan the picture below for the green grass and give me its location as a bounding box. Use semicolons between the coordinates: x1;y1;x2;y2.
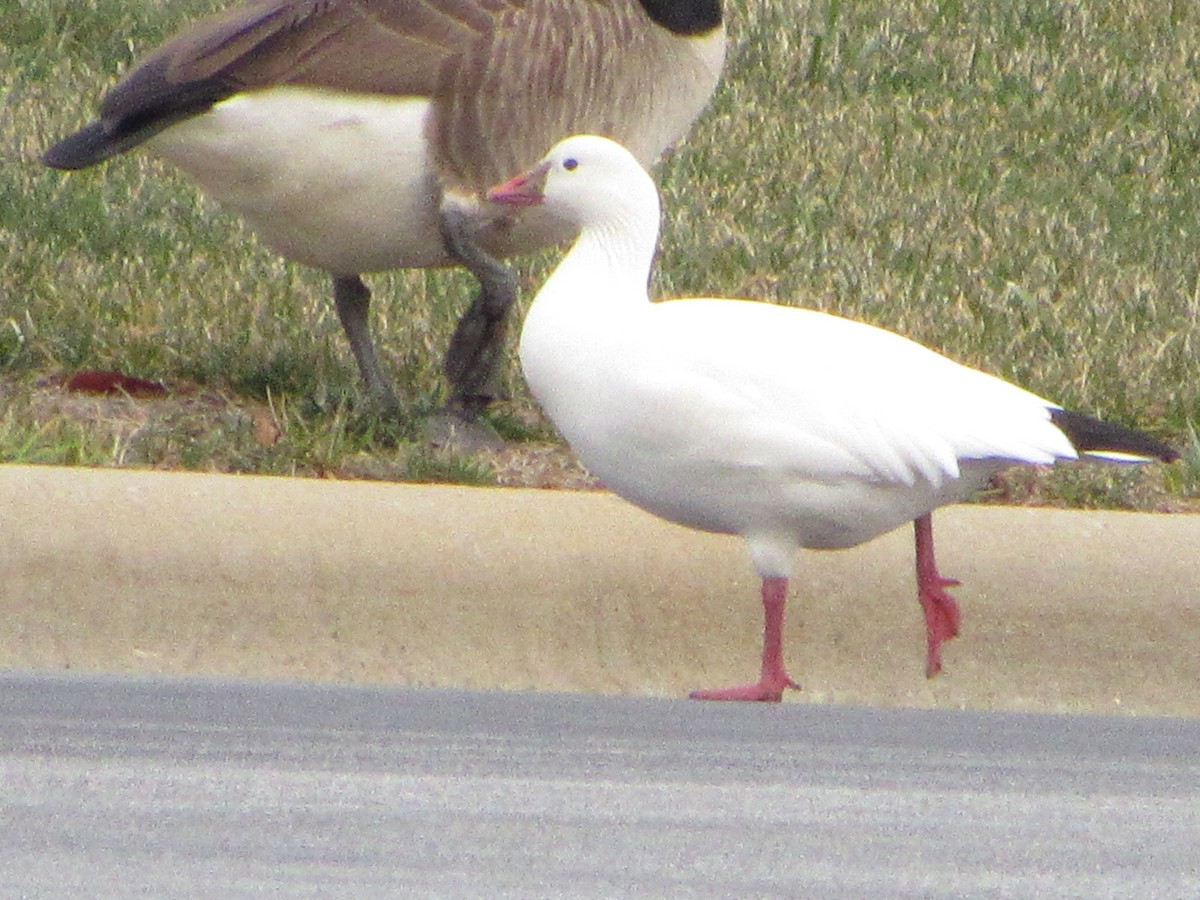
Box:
3;0;1199;506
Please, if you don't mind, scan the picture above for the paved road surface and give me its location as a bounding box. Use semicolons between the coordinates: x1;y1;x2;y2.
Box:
1;672;1198;897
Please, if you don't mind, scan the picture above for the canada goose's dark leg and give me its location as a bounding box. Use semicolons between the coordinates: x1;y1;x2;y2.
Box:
432;204;517;446
440;206;515;412
332;274;402;414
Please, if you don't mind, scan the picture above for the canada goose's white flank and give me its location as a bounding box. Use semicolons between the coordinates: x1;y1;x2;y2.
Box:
491;135;1178;701
43;0;725;440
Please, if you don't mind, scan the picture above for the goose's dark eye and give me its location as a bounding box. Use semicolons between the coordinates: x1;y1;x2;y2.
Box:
563;158;579;171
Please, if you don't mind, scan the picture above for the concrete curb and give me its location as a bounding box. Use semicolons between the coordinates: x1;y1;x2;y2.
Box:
2;464;1197;715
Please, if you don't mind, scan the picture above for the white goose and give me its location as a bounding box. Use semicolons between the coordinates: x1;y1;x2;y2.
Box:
42;0;724;440
489;134;1179;701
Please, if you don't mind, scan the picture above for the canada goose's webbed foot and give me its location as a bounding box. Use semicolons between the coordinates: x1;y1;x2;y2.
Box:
425;305;507;449
332;274;403;416
439;205;517;426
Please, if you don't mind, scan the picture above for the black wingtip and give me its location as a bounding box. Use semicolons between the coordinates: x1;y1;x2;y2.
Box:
1050;408;1180;464
41;122;121;171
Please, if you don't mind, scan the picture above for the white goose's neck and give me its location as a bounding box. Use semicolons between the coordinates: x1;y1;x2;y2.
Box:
540;206;659;309
518;173;662;437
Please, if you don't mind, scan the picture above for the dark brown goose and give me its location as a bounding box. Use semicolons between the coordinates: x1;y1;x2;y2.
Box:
43;0;725;442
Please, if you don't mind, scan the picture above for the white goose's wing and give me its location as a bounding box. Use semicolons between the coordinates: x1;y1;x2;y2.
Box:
631;298;1077;490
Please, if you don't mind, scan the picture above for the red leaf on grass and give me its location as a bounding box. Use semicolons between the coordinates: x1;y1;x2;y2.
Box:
66;370;168;397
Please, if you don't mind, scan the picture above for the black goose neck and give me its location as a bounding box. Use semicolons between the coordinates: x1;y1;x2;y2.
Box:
637;0;722;36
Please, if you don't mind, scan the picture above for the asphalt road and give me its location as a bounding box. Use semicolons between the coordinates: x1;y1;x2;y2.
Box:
1;672;1198;897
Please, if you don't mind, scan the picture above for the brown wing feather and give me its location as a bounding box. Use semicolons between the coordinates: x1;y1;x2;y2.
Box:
58;0;718;192
101;0;504;124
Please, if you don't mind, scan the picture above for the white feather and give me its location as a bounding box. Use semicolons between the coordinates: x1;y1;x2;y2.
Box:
512;136;1084;572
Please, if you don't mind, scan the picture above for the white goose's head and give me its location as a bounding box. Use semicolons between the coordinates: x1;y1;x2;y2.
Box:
488;134;661;235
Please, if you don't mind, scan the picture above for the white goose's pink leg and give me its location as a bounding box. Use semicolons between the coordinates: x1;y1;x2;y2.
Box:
914;513;962;678
690;576;800;702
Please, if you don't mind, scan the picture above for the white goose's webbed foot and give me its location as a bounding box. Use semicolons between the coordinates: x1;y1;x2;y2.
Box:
690;576;800;703
914;513;962;678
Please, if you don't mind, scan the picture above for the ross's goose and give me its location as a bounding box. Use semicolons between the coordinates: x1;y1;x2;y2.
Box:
489;134;1179;701
42;0;724;441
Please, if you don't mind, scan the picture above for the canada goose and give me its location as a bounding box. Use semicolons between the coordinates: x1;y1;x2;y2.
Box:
490;135;1178;700
42;0;725;442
